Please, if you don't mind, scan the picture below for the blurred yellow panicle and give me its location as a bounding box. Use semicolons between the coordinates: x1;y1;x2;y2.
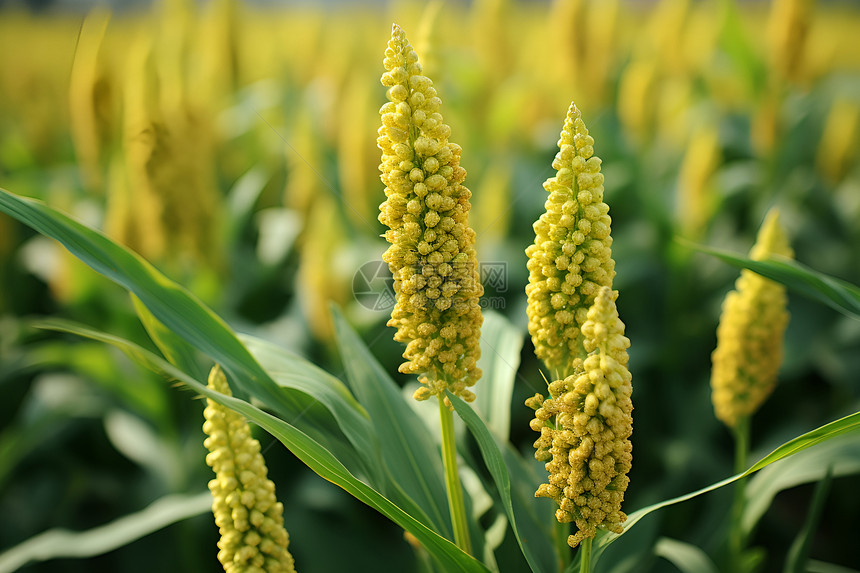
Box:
526;103;615;378
203;366;298;573
816;98;860;184
415;0;445;80
337;71;378;228
472;0;512;85
297;196;350;342
768;0;814;86
69;8;113;192
550;0;619;109
378;24;484;403
527;286;633;548
647;0;690;77
472;162;513;244
109;21;221;273
284;108;325;221
196;0;240;108
677;122;721;239
711;209;793;429
108;34;166;260
617;58;658;146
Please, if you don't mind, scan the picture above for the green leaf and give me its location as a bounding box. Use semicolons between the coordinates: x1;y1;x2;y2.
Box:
742;431;860;536
783;469;833;573
0;491;212;573
589;412;860;565
331;308;453;539
681;239;860;319
0;188;344;458
237;333;384;486
473;311;523;441
40;321;490;573
450;392;558;573
654;538;720;573
132;294;205;381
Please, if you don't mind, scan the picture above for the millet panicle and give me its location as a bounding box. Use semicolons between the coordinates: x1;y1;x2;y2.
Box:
378;24;483;403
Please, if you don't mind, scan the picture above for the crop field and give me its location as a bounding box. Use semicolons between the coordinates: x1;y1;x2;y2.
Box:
0;0;859;572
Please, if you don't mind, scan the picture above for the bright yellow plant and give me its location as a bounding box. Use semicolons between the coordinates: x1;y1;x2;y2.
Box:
711;209;793;428
203;366;298;573
527;286;633;548
526;102;615;379
377;24;483;403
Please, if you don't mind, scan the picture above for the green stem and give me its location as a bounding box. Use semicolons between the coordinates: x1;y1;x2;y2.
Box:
555;520;571;572
729;416;750;570
438;395;472;555
579;536;593;573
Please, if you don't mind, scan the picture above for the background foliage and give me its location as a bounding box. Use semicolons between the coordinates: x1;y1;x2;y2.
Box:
0;0;859;572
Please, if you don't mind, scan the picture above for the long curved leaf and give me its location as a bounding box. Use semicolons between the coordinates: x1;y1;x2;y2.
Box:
238;333;384;487
0;492;212;573
742;431;860;536
473;311;523;441
332;309;453;539
0;188;327;436
681;239;860;319
450;392;559;573
35;321;491;573
589;412;860;565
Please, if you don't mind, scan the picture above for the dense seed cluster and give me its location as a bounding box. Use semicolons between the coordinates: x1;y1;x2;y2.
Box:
711;209;793;428
378;24;483;403
203;366;297;573
526;103;615;378
526;287;633;548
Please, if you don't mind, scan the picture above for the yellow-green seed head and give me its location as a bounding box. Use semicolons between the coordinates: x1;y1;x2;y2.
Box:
710;209;793;429
378;24;484;403
527;286;633;548
203;366;297;573
526;102;615;378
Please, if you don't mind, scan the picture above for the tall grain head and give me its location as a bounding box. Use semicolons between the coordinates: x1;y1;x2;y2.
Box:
377;24;483;403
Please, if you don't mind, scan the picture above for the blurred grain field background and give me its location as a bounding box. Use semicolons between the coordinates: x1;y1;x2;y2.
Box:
0;0;859;572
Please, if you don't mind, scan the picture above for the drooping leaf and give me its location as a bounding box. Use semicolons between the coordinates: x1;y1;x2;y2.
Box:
681;239;860;319
132;294;205;381
0;188;347;461
238;333;383;486
742;431;860;536
331;308;453;539
0;491;212;573
34;321;492;573
588;412;860;565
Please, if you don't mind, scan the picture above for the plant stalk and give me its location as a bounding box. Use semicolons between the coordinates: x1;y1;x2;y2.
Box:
729;415;751;570
579;536;593;573
555;520;571;571
438;394;472;555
